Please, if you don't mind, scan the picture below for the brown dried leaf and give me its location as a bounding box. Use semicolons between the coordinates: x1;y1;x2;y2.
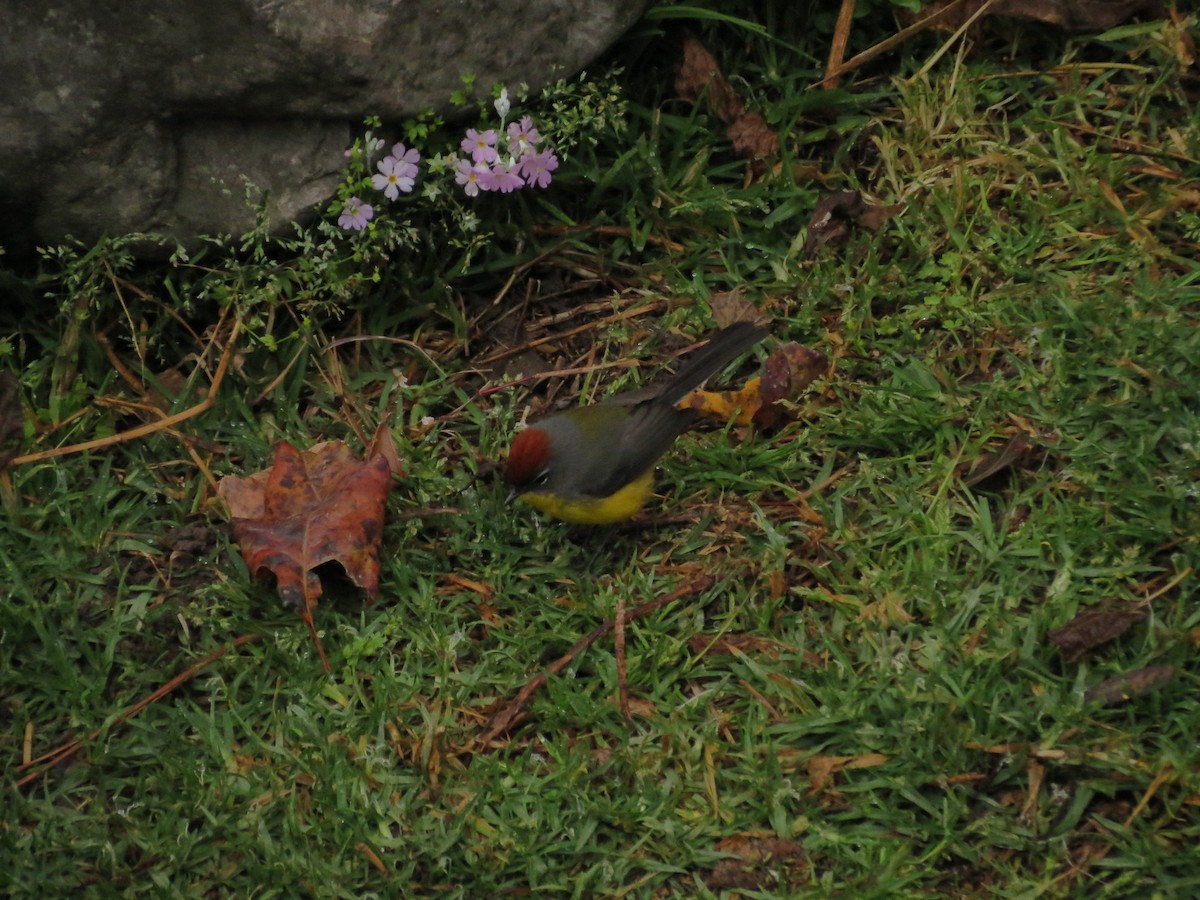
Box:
218;432;397;670
676;34;779;161
803;191;904;258
1085;665;1179;705
705;834;808;891
1047;604;1148;662
676;34;737;117
709;287;768;329
439;572;495;599
728;111;781;161
760;344;827;403
756;343;828;426
808;752;890;795
680;343;827;427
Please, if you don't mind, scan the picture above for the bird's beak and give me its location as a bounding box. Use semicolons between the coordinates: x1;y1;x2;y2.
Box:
505;488;520;505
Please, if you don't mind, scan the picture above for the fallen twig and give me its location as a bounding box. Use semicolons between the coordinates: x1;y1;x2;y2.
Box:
820;0;972;87
477;576;716;747
9;310;241;468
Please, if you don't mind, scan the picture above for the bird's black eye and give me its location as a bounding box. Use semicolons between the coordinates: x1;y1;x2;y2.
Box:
534;468;551;487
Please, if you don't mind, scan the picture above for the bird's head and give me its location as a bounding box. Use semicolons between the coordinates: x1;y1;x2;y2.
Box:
504;426;554;494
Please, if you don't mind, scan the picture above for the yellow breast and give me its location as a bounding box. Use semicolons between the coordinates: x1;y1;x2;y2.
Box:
518;471;655;524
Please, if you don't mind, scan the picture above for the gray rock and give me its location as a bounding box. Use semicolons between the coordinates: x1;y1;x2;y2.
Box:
0;0;646;254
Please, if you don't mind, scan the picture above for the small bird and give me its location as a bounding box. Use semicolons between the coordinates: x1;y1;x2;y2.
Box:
504;321;768;524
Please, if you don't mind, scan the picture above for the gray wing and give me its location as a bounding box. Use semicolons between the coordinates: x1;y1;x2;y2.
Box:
584;400;696;498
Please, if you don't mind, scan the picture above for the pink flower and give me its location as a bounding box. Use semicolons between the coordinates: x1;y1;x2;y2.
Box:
371;146;420;200
507;117;540;158
488;160;525;193
518;149;558;188
338;197;374;230
455;159;493;197
390;142;421;168
461;128;498;164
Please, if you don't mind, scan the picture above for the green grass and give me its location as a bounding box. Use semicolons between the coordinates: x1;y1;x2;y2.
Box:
3;4;1200;896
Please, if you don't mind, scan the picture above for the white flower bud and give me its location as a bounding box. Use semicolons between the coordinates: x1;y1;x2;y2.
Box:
494;87;511;123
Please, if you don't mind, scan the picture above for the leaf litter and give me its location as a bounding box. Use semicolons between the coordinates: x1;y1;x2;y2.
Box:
218;425;402;671
675;33;780;162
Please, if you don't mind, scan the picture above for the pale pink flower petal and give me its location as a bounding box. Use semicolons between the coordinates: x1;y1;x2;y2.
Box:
461;128;498;164
518;149;558;188
338;197;374;230
489;161;525;193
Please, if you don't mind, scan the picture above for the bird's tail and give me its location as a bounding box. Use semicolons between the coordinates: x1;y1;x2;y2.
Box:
656;320;768;407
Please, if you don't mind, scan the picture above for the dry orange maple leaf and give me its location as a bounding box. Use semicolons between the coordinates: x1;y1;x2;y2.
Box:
218;426;400;671
681;343;828;428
